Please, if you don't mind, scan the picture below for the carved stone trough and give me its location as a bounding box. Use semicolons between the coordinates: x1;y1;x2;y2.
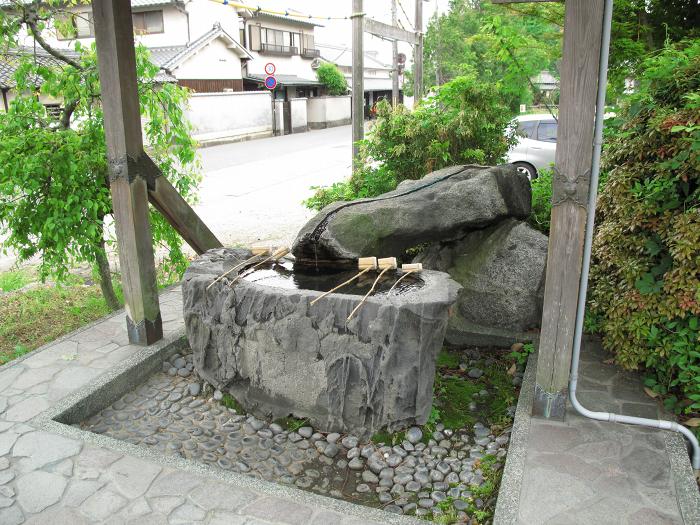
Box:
183;248;460;438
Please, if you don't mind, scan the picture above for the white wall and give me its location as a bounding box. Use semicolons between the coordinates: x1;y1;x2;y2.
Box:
186;0;240;39
173;38;243;80
20;6;190;50
289;98;307;133
306;95;351;129
245;18;317;80
185;91;272;141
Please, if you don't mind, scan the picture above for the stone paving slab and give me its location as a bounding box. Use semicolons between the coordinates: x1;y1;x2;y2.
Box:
0;288;419;525
494;342;700;525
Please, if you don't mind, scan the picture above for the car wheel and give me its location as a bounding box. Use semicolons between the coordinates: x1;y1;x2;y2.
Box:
513;162;538;181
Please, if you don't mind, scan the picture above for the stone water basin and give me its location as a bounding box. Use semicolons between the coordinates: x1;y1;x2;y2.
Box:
183;248;460;438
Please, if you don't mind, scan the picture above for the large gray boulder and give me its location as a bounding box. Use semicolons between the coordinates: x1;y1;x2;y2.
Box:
415;219;548;347
293;164;531;264
183;248;460;438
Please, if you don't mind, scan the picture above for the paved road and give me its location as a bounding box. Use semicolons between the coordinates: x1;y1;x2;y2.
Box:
0;126;351;272
194;125;351;250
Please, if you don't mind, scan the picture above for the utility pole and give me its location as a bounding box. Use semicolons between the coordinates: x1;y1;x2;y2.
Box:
391;0;399;106
351;0;364;166
413;0;423;101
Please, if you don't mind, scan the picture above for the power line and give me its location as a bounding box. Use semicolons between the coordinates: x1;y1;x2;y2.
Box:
210;0;351;21
396;0;414;31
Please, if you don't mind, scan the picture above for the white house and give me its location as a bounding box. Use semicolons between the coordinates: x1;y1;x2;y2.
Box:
237;10;322;100
317;43;400;115
6;0;252;92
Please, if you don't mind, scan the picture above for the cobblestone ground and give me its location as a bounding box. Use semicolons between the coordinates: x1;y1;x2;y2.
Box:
80;347;513;522
0;289;390;525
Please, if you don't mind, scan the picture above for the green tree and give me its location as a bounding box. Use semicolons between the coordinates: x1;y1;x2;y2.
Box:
422;0;563;111
315;62;348;96
305;74;516;211
0;1;199;310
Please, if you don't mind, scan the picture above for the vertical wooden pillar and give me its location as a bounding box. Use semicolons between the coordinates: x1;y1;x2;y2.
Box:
533;0;605;418
413;0;423;101
92;0;162;346
351;0;364;165
391;0;399;106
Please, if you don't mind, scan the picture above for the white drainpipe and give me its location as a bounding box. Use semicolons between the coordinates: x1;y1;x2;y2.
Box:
567;0;700;471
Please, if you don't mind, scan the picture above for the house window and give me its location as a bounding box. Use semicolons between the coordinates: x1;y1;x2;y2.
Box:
250;26;298;55
56;12;94;39
133;10;164;35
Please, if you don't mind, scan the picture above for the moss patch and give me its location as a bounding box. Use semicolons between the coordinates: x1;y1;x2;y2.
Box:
275;416;310;433
370;429;406;446
436;348;460;369
220;393;244;413
433;375;481;430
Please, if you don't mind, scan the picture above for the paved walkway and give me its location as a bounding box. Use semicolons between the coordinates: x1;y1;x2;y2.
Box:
495;341;700;524
0;288;400;525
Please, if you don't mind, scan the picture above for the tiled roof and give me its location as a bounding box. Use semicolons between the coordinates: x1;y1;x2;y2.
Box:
0;47;77;89
242;11;322;29
0;46;175;89
150;23;252;72
245;74;319;86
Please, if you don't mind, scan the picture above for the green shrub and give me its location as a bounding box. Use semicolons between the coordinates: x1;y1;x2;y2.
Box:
315;63;348;96
528;169;553;234
305;75;516;210
590;42;700;418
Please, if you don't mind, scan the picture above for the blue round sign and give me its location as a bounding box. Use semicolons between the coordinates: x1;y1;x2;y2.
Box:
264;75;277;90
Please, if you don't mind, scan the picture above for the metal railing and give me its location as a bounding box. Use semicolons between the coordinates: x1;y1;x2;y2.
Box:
260;43;297;56
301;48;320;58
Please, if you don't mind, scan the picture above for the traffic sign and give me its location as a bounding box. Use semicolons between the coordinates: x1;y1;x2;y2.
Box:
264;62;276;75
264;75;277;90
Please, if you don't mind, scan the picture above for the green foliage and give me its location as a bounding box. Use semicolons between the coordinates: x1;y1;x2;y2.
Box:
315;62;347;96
0;270;30;292
508;342;534;368
220;393;245;413
423;0;563;111
436;348;461;369
0;282;112;362
528;168;553;234
590;42;700;418
305;75;516;210
0;3;199;293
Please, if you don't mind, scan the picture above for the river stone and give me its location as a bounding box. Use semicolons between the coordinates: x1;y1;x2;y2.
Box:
406;427;423;444
292;165;530;263
416;218;547;346
183;248;460;439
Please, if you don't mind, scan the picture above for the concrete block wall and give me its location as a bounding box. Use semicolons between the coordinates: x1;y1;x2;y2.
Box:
307;96;351;130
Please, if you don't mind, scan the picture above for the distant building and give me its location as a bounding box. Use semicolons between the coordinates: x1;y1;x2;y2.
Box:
532;70;559;98
237;10;322;100
317;43;401;116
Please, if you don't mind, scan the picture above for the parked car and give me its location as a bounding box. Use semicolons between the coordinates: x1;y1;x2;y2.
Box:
507;114;557;180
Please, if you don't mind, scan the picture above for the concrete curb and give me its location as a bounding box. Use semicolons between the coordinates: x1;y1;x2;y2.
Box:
492;352;537;525
666;432;700;524
35;328;423;525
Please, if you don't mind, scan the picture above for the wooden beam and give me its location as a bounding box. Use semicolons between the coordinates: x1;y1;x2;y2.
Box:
148;175;222;255
92;0;162;346
364;17;417;45
351;0;364;165
533;0;605;419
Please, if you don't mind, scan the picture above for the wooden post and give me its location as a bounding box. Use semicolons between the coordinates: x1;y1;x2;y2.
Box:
413;0;423;101
533;0;605;418
351;0;364;165
92;0;162;345
391;0;399;106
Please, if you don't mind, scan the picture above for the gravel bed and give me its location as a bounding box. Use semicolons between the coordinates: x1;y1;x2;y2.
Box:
79;348;518;522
